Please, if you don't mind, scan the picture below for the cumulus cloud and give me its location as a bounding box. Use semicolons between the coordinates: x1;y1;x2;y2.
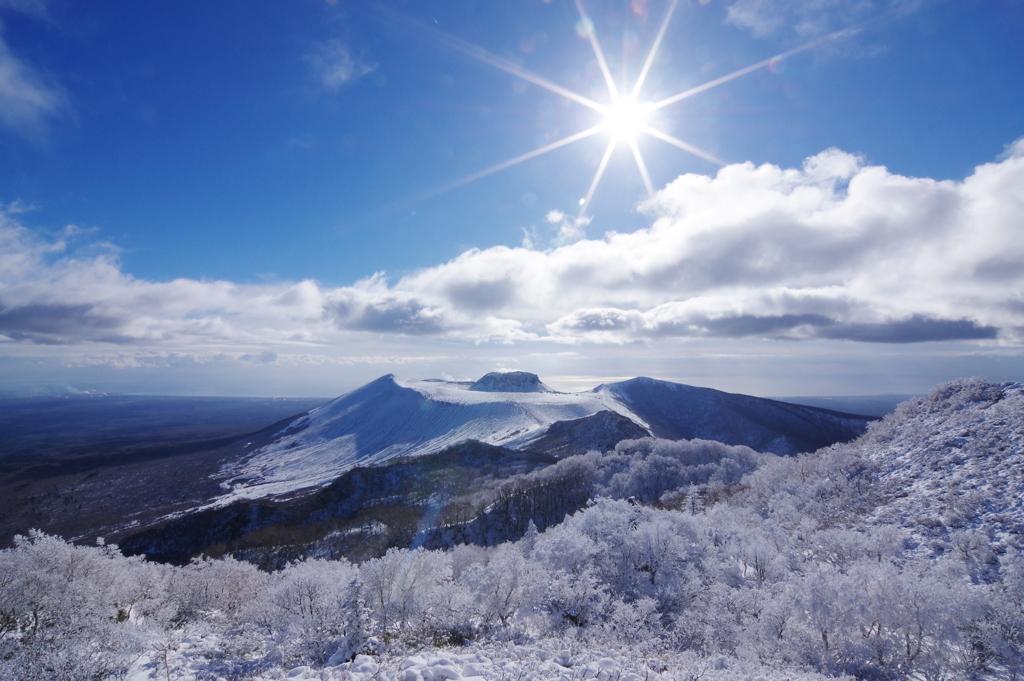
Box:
1;141;1023;349
306;39;376;92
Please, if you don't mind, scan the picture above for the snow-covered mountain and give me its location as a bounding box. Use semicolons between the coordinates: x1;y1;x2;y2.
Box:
596;377;873;455
216;371;873;503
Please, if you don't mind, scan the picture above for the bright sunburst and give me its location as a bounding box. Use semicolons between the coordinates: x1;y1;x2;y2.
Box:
604;99;651;142
414;0;849;217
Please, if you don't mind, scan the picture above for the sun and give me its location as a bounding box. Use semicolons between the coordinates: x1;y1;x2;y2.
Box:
604;98;651;142
409;0;848;217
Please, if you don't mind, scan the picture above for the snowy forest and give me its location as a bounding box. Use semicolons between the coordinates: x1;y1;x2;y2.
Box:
2;378;1024;681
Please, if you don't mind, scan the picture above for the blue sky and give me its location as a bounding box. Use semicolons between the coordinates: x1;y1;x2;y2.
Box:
1;0;1023;397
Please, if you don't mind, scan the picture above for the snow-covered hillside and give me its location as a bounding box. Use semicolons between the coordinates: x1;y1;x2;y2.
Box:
596;377;872;454
858;379;1024;547
216;372;873;504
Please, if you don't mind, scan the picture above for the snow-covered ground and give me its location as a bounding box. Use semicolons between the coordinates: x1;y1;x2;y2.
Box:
860;379;1024;549
128;643;843;681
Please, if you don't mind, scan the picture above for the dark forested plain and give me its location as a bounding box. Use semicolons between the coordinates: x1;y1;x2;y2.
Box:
0;395;325;547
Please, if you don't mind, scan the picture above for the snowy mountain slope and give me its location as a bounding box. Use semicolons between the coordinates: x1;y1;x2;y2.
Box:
855;379;1024;545
216;372;874;504
596;377;873;455
217;373;644;503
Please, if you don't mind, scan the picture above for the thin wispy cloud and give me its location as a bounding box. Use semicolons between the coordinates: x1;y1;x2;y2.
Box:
2;198;38;214
0;27;65;138
0;0;49;21
0;141;1022;348
306;39;376;92
545;210;590;247
726;0;924;39
0;0;66;137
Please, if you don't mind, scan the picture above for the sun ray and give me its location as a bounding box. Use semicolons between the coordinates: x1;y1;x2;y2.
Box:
630;0;679;101
373;5;608;113
641;125;726;166
580;138;618;216
629;139;655;196
437;32;608;114
574;0;621;101
433;125;606;197
650;26;858;111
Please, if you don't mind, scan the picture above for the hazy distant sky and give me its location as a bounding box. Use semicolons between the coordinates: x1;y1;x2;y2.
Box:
1;0;1022;397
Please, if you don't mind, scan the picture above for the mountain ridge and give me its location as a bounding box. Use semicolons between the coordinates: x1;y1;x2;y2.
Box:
214;372;874;506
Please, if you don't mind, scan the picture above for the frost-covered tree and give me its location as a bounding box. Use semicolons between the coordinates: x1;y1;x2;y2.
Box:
459;542;543;634
268;557;361;664
359;547;470;645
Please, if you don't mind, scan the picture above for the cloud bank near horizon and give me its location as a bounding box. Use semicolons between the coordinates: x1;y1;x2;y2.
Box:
2;140;1023;351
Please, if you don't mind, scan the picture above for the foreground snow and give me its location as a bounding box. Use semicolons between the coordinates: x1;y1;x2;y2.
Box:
128;642;844;681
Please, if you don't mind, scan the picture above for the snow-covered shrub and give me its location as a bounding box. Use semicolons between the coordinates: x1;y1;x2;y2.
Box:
0;531;150;681
266;557;363;665
167;554;270;624
457;542;544;636
605;437;762;504
360;547;472;647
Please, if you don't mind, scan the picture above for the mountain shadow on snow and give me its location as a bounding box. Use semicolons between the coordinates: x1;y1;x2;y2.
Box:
120;440;557;566
596;377;874;456
524;410;651;459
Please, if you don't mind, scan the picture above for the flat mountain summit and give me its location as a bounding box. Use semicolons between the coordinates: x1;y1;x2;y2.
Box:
468;371;554;392
215;372;875;505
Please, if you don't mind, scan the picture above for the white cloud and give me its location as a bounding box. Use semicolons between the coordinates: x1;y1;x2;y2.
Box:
521;226;539;250
3;198;38;214
1;141;1023;350
546;209;591;246
306;39;376;92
